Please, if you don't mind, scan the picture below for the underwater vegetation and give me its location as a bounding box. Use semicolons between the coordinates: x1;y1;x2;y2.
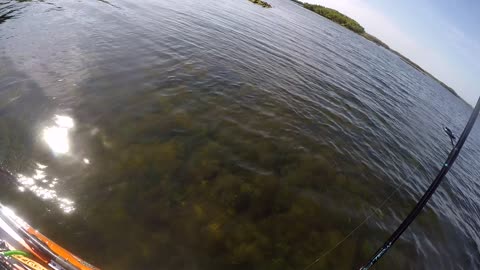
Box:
27;79;422;270
0;0;471;268
0;60;436;270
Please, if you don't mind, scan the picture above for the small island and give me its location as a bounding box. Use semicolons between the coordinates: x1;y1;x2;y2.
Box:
298;2;461;99
303;3;364;34
302;3;393;50
249;0;272;8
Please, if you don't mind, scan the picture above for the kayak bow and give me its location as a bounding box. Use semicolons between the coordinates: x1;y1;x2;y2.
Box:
0;204;99;270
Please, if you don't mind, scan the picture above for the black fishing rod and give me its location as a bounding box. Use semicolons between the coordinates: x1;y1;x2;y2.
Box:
360;97;480;270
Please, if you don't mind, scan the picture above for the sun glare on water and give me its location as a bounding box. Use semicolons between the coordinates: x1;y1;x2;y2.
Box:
42;115;75;155
17;163;75;214
14;115;81;213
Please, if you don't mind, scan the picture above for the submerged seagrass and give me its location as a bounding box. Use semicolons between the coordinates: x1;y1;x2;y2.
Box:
0;0;477;269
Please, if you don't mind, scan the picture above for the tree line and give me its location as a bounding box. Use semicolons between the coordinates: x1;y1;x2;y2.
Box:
303;3;365;34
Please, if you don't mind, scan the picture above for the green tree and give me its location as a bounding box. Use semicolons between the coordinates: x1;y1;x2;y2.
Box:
303;3;365;34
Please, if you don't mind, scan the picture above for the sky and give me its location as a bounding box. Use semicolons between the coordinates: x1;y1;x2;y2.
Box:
307;0;479;106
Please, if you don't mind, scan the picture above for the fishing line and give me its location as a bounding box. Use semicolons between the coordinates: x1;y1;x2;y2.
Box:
302;163;418;270
360;98;480;269
304;97;480;270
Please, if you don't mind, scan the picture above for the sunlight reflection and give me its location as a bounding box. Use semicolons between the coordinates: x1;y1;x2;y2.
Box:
16;163;75;214
42;115;75;155
54;115;74;129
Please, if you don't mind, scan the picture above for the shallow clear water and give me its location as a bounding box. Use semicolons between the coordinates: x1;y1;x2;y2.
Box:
0;0;479;269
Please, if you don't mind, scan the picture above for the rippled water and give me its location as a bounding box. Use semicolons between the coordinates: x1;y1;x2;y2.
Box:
0;0;479;269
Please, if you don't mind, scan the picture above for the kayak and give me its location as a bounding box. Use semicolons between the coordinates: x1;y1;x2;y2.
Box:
0;204;98;270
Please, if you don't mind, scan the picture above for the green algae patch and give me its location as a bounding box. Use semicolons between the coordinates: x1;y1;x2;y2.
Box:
16;67;427;270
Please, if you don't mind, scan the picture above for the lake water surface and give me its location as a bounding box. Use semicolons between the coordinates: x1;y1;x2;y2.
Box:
0;0;479;269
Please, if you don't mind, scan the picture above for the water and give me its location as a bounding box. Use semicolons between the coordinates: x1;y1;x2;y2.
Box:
0;0;479;269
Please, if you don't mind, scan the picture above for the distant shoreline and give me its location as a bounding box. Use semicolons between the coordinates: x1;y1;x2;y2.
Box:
292;1;469;106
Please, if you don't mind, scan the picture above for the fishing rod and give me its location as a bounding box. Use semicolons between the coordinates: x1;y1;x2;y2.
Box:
360;97;480;270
